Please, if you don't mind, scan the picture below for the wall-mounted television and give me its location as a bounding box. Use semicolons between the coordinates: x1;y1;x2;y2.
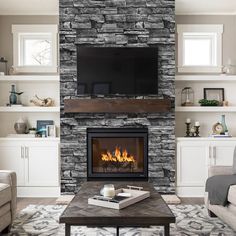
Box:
77;47;158;95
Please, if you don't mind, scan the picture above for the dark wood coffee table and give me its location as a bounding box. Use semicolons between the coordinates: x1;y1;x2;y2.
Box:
59;182;175;236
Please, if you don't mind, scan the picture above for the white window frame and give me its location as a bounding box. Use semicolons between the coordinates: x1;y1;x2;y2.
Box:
177;24;223;73
12;25;58;73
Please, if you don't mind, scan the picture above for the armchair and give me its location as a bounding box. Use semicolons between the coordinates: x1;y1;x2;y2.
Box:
205;166;236;231
0;170;17;233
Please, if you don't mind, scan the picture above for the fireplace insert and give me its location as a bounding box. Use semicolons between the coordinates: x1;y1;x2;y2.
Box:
87;128;148;180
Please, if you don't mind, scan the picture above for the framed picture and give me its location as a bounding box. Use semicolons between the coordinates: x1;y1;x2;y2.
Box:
204;88;225;105
46;125;56;137
37;120;54;137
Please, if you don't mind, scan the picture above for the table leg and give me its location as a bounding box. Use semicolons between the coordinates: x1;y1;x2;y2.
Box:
164;224;170;236
116;226;119;236
65;224;71;236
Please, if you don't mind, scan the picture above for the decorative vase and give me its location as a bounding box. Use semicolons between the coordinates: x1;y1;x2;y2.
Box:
221;115;228;133
9;84;17;105
14;118;27;134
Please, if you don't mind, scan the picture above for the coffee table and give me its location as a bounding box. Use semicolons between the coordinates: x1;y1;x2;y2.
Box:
59;182;175;236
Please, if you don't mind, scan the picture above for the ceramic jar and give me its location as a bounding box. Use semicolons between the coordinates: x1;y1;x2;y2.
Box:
14;118;27;134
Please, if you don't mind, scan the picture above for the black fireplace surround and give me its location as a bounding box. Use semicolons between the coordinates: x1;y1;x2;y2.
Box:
87;128;148;180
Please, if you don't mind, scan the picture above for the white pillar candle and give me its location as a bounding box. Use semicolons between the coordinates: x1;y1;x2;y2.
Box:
195;121;200;126
186;118;191;124
103;184;115;198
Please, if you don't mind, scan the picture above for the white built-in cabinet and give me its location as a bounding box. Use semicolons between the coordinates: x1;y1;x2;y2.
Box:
0;139;60;197
177;138;236;197
175;75;236;138
0;75;60;197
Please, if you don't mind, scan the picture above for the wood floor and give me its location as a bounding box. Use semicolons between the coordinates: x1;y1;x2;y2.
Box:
17;198;57;213
180;197;204;205
16;197;204;213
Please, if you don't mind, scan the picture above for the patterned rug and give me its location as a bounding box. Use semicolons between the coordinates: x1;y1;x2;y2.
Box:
9;204;235;235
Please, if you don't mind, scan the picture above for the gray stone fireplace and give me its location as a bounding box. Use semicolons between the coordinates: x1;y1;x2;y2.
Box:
60;0;175;194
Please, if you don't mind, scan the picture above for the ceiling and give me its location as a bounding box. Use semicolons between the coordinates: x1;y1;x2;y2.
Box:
176;0;236;15
0;0;236;15
0;0;59;15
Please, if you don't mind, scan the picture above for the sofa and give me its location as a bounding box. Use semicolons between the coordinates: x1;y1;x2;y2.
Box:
205;166;236;231
0;171;17;233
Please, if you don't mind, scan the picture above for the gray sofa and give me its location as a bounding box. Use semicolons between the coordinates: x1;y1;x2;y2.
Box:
0;171;17;233
205;166;236;231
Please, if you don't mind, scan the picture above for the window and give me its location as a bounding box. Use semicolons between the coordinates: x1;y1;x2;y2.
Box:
177;25;223;73
12;25;58;73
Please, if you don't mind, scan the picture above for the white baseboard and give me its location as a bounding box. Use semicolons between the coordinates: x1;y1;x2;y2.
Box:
17;187;60;198
177;186;205;198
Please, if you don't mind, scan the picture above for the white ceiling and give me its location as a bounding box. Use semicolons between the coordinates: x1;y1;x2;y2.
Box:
0;0;59;15
176;0;236;15
0;0;236;16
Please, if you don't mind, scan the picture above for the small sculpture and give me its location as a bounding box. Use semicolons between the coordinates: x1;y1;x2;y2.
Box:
30;95;54;107
9;84;24;105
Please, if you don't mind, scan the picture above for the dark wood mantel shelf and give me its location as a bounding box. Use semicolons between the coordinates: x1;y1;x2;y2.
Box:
64;99;171;113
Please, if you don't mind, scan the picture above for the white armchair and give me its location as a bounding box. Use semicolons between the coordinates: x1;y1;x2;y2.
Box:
205;166;236;231
0;170;17;233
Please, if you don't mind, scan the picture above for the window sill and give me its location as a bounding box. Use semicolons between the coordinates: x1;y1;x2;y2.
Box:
178;66;222;73
13;66;58;74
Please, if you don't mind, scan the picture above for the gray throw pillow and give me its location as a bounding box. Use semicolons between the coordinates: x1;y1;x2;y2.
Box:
233;147;236;174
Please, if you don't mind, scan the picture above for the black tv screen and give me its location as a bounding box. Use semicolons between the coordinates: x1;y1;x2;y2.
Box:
77;47;158;95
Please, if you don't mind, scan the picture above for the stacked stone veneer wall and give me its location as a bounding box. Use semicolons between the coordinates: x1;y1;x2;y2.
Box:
60;0;175;194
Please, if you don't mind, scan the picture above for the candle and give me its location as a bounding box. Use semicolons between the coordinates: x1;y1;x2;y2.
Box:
195;121;200;126
103;184;115;198
186;118;191;124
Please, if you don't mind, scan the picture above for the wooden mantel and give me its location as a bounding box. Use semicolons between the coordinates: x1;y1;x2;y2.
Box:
64;99;171;113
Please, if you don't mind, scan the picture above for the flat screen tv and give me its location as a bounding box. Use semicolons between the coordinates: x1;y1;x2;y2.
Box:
77;47;158;95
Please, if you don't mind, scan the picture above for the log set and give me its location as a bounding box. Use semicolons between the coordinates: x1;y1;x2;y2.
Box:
64;99;172;113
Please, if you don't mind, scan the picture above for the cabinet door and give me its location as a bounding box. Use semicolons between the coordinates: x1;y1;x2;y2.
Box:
0;142;25;186
25;142;59;186
211;142;236;166
177;142;209;187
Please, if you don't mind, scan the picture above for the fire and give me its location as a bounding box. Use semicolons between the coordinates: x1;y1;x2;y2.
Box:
101;146;135;163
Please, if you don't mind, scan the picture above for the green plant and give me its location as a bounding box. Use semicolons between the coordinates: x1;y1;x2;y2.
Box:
198;99;219;106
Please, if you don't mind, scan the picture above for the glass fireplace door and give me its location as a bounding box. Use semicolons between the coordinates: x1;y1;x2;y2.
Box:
87;128;148;180
92;137;144;173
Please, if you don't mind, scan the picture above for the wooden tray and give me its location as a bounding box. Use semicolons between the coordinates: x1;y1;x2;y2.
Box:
88;186;150;210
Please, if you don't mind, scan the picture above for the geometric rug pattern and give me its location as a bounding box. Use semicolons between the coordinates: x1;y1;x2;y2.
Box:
9;204;236;235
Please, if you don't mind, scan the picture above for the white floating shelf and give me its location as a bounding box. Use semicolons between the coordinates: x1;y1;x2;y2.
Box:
0;75;59;82
0;106;60;113
177;137;236;141
176;74;236;82
175;106;236;112
0;137;60;142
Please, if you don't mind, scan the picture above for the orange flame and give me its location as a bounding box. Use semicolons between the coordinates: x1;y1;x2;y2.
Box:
101;146;135;163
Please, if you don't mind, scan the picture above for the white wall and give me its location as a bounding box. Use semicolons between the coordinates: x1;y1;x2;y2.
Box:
176;15;236;68
176;15;236;137
0;15;59;73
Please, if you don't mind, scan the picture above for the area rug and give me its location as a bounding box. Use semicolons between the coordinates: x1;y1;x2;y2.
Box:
9;204;235;235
